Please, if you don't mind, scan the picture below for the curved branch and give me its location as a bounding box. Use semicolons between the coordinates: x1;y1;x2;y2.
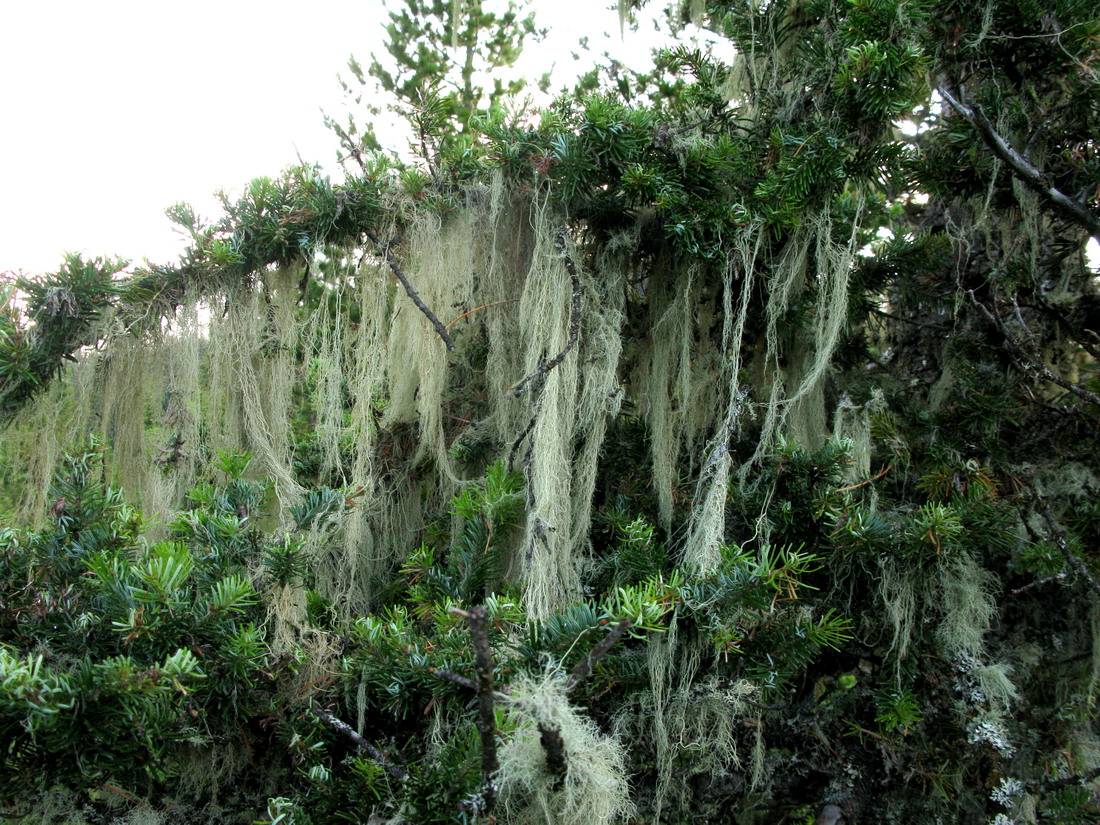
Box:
938;87;1100;238
312;707;407;779
506;229;583;398
366;229;455;352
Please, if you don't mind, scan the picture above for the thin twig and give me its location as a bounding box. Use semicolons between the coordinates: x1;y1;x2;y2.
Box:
312;707;407;779
429;667;478;691
450;605;499;813
100;783;153;811
833;464;893;495
1011;570;1071;595
871;307;950;330
565;618;633;691
507;229;582;398
1037;504;1100;597
968;291;1100;409
938;86;1100;238
446;299;520;330
366;229;455;352
1031;764;1100;794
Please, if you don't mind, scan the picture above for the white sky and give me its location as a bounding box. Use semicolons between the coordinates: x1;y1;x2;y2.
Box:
3;2;1093;275
0;0;663;275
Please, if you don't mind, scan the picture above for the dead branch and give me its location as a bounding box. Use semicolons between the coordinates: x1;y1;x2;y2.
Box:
312;707;407;779
565;618;633;691
968;290;1100;410
507;229;582;398
365;229;455;352
938;87;1100;238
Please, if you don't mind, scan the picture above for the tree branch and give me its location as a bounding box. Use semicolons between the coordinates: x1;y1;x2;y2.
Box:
366;229;455;352
312;707;407;779
507;229;582;398
449;605;499;813
565;618;633;691
968;291;1100;410
429;667;478;691
1037;503;1100;598
1031;764;1100;794
938;87;1100;239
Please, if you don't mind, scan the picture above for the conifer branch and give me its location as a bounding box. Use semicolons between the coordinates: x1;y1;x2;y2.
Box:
366;229;456;352
938;87;1100;238
429;667;478;691
312;708;407;779
1031;764;1100;794
565;618;633;691
506;229;582;398
968;291;1100;410
449;605;499;812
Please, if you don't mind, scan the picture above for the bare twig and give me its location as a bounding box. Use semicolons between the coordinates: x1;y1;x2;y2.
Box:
365;229;455;352
445;299;520;330
565;618;633;691
1037;504;1100;597
871;307;950;330
1030;764;1100;794
507;229;583;398
100;784;153;811
429;667;478;691
968;290;1100;409
449;605;499;813
938;86;1100;238
833;464;893;495
1011;570;1072;595
312;708;407;779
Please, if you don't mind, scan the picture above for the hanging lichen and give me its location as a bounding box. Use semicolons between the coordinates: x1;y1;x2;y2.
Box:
496;667;634;825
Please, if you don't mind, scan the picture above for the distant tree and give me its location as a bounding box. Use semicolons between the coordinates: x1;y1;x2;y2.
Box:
325;0;544;166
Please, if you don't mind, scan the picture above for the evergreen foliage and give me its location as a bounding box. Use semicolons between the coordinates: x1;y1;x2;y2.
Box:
2;0;1100;823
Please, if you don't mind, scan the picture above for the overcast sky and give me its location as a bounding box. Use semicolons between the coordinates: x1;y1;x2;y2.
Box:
5;3;1092;276
0;0;662;275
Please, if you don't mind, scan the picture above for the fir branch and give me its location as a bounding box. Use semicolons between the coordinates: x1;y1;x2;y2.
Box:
429;667;477;691
968;291;1100;410
1030;764;1100;794
938;87;1100;238
450;605;499;813
1037;504;1100;598
311;707;407;779
365;229;455;352
565;618;633;691
506;229;582;398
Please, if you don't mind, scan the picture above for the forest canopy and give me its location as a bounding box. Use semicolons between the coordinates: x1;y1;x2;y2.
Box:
1;1;1099;824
